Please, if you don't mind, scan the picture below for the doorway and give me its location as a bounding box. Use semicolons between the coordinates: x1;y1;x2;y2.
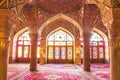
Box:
47;29;74;63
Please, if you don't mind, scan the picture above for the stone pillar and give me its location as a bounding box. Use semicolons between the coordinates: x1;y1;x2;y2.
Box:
39;38;46;64
0;9;9;80
0;38;9;80
110;8;120;80
29;33;38;71
83;32;91;71
8;40;13;63
75;39;81;64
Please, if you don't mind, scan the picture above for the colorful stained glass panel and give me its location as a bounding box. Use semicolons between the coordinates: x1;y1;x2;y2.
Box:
68;47;72;60
61;47;66;59
18;46;22;57
48;47;53;59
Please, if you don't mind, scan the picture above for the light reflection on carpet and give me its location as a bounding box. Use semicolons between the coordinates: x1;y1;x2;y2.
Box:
8;64;110;80
8;64;28;80
24;64;83;80
24;72;83;80
39;64;77;69
91;64;110;80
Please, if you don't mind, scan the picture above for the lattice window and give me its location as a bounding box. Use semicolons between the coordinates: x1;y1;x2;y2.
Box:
17;31;40;62
80;31;105;63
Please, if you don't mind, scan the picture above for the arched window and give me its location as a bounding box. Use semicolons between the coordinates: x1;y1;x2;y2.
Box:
80;31;105;63
47;29;74;63
17;31;40;62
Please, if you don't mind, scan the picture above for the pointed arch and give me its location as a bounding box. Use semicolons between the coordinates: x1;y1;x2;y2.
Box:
93;28;109;63
46;27;75;63
46;27;75;41
12;27;29;62
39;13;83;35
14;27;29;41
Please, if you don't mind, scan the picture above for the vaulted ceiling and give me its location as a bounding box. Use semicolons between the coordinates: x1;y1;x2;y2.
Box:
8;0;112;36
86;0;112;25
8;0;112;23
36;0;84;13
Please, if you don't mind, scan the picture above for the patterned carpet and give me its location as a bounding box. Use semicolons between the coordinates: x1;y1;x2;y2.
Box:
7;64;110;80
8;64;29;80
24;64;84;80
91;64;110;80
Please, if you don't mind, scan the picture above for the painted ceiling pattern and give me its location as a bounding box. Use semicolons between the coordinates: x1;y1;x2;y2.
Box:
8;0;112;23
86;0;113;31
7;0;112;37
37;0;85;13
0;0;7;8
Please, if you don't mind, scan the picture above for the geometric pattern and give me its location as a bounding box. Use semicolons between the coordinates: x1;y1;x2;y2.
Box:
7;64;110;80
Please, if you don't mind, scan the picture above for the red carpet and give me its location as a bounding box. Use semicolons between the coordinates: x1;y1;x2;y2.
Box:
91;64;110;68
24;72;82;80
24;64;83;80
39;64;77;69
7;64;110;80
91;64;110;80
8;64;28;80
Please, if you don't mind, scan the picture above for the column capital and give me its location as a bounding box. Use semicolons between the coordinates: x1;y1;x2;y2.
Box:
0;38;9;50
29;25;39;34
29;33;38;43
83;32;92;37
0;29;9;50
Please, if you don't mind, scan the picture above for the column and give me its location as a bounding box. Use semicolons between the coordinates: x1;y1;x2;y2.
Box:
8;40;13;63
39;38;46;64
29;33;38;71
111;8;120;80
83;32;91;71
75;39;81;64
0;8;9;80
0;38;9;80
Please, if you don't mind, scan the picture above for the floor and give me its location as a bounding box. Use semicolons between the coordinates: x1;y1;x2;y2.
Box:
8;64;110;80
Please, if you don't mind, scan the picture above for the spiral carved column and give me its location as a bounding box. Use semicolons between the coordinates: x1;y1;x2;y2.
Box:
0;38;9;80
39;38;46;64
83;32;91;71
29;33;38;71
0;9;9;80
111;7;120;80
110;36;120;80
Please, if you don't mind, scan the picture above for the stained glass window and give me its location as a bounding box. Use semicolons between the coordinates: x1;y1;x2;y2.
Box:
18;46;22;57
18;31;30;40
61;47;66;59
93;47;97;59
48;47;53;59
55;30;66;41
80;31;105;63
68;47;72;60
90;31;103;41
24;47;29;58
48;30;73;43
99;47;104;58
55;47;60;59
17;31;40;62
47;29;73;63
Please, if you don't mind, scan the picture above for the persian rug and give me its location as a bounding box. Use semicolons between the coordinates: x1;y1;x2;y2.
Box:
39;64;77;69
24;72;83;80
8;64;28;80
8;64;110;80
24;64;84;80
91;64;110;80
79;64;110;80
